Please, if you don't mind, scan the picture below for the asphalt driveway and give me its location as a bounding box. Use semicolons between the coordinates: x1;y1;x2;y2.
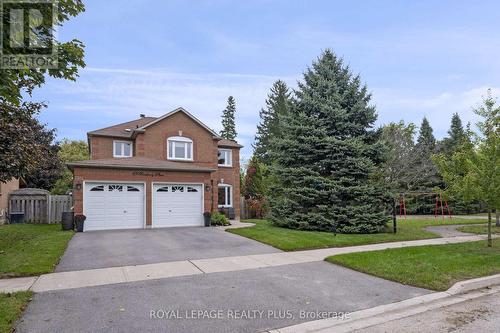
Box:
56;227;280;272
17;261;430;333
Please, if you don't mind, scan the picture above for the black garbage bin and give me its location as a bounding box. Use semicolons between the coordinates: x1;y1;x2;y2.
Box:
61;212;74;231
9;212;24;224
203;212;211;227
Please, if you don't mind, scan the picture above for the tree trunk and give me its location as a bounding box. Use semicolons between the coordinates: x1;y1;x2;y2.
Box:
487;209;492;247
496;209;499;227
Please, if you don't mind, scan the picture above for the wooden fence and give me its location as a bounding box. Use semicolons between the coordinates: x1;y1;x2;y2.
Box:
48;195;73;223
9;188;72;224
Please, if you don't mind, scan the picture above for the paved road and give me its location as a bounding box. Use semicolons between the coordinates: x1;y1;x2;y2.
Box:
56;227;280;272
424;224;479;238
355;291;500;333
16;262;429;333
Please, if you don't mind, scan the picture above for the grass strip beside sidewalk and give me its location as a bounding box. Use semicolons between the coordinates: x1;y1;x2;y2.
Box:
326;239;500;291
0;291;32;333
228;218;486;251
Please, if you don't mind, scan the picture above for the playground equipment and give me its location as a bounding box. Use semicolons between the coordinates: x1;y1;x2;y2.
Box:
397;191;452;220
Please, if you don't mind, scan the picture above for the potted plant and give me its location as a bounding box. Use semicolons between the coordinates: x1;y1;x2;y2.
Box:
203;211;211;227
74;214;86;232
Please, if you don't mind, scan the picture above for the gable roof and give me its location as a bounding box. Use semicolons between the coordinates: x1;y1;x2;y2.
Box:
137;107;221;138
88;116;156;138
218;139;243;148
87;107;223;140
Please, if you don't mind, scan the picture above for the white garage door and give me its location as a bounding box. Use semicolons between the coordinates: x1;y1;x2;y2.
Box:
84;183;144;231
153;184;203;228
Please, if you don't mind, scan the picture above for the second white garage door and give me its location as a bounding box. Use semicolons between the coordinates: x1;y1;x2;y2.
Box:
153;184;203;228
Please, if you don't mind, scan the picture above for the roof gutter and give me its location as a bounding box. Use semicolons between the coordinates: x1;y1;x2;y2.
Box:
66;162;216;173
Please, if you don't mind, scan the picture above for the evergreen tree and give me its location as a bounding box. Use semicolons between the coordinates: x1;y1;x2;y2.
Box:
379;121;416;192
253;80;292;164
220;96;237;140
439;114;479;214
416;117;436;149
441;113;467;155
268;50;388;233
409;117;442;213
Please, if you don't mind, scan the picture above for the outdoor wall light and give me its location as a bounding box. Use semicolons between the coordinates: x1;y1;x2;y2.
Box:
205;185;211;192
75;183;82;191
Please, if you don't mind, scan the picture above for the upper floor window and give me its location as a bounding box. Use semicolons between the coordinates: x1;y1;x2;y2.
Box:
113;141;132;158
218;149;232;167
167;136;193;161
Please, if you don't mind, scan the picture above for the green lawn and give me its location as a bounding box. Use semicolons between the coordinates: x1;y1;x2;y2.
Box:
326;239;500;291
0;224;74;278
458;224;500;234
0;291;32;333
227;218;486;251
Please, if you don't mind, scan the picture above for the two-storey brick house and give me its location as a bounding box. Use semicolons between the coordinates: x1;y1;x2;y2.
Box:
68;107;242;231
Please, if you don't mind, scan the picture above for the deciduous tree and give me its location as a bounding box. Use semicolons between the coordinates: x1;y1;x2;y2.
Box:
434;89;500;246
0;0;86;105
51;139;89;194
0;102;51;182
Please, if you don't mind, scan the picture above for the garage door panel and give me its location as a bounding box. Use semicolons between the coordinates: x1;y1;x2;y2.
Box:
153;184;203;228
84;183;144;231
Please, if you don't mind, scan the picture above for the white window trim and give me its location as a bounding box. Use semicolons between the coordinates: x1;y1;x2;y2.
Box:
167;136;193;161
218;184;233;208
113;140;133;158
218;149;233;167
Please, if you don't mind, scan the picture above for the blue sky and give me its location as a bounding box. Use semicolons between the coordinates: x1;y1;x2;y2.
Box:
32;0;500;161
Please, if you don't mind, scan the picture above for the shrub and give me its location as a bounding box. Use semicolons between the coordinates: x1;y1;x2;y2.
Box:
211;211;230;226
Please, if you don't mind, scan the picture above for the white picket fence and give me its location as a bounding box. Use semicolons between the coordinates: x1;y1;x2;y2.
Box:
9;188;72;224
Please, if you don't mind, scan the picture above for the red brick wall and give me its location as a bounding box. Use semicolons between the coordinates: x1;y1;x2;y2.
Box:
214;148;241;219
83;112;242;223
139;112;218;168
90;136;116;159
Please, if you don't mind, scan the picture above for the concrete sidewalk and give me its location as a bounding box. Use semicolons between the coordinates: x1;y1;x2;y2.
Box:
0;234;492;294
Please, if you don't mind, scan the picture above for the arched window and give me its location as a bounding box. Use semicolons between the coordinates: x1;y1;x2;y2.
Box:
167;136;193;161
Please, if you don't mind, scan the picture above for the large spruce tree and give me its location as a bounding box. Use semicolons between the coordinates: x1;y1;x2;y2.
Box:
268;50;388;233
409;117;442;213
253;80;292;164
441;113;467;155
220;96;237;140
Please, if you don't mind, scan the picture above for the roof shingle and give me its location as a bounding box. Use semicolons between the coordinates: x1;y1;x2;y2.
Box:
217;139;243;148
88;117;156;138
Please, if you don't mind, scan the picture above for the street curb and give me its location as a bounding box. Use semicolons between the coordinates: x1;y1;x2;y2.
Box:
266;274;500;333
447;273;500;295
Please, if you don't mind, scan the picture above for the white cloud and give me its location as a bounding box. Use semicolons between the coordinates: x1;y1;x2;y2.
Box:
39;67;299;158
373;86;500;137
